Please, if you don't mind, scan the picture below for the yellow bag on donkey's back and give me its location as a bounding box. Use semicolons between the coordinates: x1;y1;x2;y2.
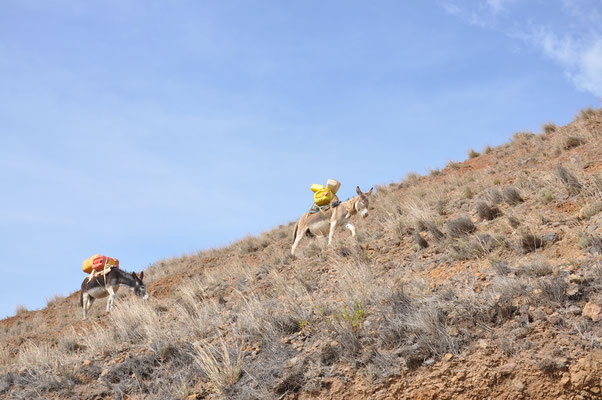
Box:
311;184;334;206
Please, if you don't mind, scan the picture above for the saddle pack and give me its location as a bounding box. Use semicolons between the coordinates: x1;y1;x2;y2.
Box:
82;254;119;274
309;179;342;213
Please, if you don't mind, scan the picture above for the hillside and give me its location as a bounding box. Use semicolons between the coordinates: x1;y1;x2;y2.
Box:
1;108;601;399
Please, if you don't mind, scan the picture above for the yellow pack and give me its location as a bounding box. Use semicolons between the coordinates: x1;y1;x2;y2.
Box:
311;184;334;206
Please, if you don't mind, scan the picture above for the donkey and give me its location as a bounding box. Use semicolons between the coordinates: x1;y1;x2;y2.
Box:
80;268;148;320
291;186;373;255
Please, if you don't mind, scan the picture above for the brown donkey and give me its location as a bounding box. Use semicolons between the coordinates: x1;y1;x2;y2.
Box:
291;186;373;255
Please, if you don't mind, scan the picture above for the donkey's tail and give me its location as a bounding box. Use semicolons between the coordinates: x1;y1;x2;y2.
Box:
292;221;299;244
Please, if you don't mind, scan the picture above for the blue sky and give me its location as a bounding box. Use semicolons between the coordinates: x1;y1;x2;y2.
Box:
1;0;600;318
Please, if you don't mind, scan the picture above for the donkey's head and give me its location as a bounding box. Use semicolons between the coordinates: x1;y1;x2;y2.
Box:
355;186;374;218
131;271;149;300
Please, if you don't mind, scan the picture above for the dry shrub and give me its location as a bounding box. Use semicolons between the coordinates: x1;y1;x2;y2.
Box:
193;337;245;394
483;145;493;154
555;165;582;193
506;214;521;228
542;122;557;134
402;172;422;187
446;160;461;170
467;149;480;159
577;107;596;120
520;233;543;253
425;221;445;240
447;216;476;238
413;231;428;249
517;258;553;277
108;298;165;343
475;201;502;221
580;201;602;219
563;136;585;150
538;276;567;303
45;294;64;307
14;305;28;316
485;188;504;204
502;186;524;205
236;235;269;254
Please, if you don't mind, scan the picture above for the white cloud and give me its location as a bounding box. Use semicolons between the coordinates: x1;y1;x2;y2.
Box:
536;30;602;97
441;0;602;98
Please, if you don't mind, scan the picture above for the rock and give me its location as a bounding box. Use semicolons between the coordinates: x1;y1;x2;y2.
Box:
570;370;588;388
541;232;559;245
443;353;453;361
567;305;582;315
583;302;602;322
511;378;524;392
83;359;93;367
560;374;571;388
424;358;435;366
100;368;109;378
499;363;517;376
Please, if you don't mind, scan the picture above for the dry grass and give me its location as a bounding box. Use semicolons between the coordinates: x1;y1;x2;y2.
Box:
447;216;476;238
542;122;557;134
467;149;480;159
475;201;502;221
14;305;27;316
193;337;245;394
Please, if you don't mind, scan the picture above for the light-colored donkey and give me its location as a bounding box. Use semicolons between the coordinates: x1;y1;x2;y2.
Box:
291;186;373;255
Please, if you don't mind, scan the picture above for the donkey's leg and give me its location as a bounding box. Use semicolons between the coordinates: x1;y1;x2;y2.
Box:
328;220;338;245
291;229;305;255
342;222;356;237
106;286;116;312
82;294;95;320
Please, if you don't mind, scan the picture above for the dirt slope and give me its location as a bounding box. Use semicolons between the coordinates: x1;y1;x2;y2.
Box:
1;108;601;399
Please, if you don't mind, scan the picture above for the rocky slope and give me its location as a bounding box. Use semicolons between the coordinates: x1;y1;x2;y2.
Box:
1;108;601;399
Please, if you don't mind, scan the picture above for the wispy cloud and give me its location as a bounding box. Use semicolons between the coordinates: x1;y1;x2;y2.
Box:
441;0;602;98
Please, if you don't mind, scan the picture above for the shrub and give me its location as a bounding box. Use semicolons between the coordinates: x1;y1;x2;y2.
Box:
45;294;64;308
485;188;504;204
467;149;480;159
555;165;582;193
563;136;585;150
475;201;502;221
517;258;553;277
542;122;557;134
402;172;422;187
502;186;524;205
193;338;245;394
483;145;493;154
520;233;543;253
506;214;521;229
538;276;567;303
15;305;27;316
413;231;428;249
577;107;596;120
447;216;476;238
425;221;445;240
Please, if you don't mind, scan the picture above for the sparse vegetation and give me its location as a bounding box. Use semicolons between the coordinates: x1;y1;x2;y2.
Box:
14;305;27;316
542;122;557;134
2;110;602;399
467;149;480;159
447;216;476;237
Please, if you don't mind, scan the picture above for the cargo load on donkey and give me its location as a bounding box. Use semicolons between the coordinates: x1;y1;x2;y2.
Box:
82;254;119;278
309;179;341;213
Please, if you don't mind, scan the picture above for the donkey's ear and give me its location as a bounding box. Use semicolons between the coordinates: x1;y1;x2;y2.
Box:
367;187;373;195
139;271;144;281
356;186;362;195
131;272;138;280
